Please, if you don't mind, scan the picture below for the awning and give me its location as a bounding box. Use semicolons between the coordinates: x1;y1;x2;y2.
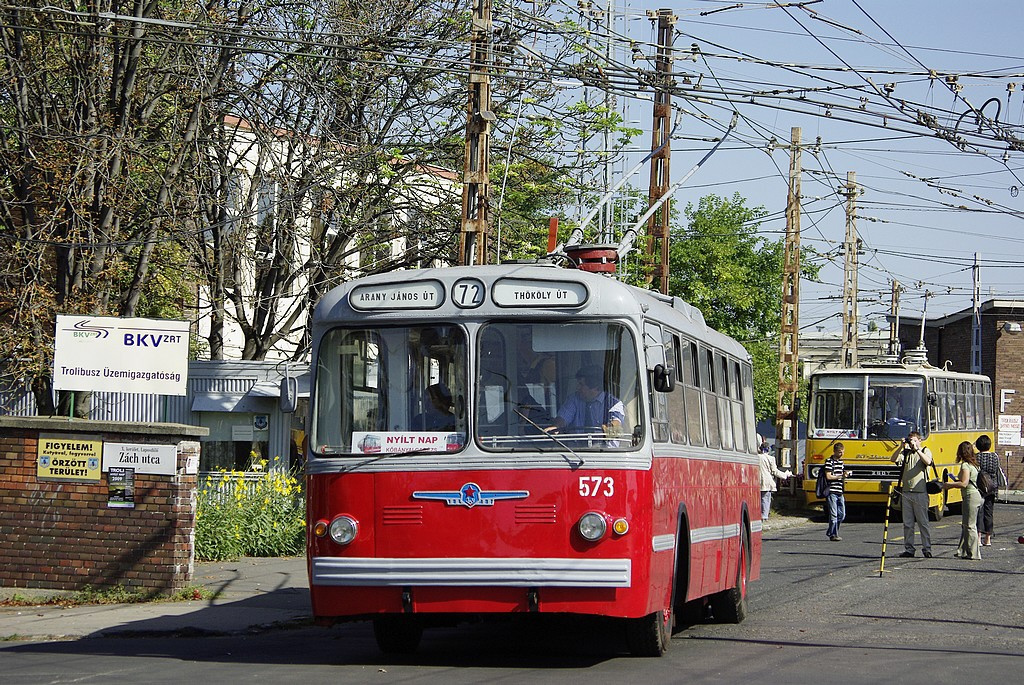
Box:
191;393;245;412
247;382;281;398
246;375;311;399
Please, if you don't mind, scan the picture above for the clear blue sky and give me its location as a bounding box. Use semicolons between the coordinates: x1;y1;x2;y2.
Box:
573;0;1024;332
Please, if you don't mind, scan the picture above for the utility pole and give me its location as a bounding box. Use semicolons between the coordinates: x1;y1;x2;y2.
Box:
458;0;493;266
774;127;801;472
888;280;902;358
840;171;859;368
971;252;982;373
645;9;675;294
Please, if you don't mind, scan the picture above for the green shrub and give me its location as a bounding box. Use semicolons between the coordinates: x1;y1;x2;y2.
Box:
195;460;305;561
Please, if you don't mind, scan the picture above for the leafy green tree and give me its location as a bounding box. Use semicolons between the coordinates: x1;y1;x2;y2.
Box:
666;192;818;422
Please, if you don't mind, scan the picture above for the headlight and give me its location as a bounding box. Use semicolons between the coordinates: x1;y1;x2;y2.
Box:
577;512;608;542
328;515;358;545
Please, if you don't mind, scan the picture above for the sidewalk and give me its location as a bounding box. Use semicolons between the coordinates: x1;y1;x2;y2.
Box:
0;557;310;641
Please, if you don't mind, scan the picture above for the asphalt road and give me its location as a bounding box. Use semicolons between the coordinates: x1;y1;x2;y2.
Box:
3;502;1022;684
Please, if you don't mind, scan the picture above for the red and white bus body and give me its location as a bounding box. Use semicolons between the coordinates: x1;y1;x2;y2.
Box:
305;264;761;655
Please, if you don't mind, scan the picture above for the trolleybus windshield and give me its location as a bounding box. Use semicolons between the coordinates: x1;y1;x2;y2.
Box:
811;373;925;441
312;324;467;456
476;321;641;451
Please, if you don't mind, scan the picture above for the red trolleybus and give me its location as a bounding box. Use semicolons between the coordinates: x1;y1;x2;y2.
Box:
305;262;761;656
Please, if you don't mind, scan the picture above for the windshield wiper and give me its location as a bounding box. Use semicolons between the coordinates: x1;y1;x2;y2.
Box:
511;404;585;470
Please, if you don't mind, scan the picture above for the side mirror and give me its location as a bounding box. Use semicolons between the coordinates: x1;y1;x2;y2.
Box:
280;375;298;413
653;364;676;393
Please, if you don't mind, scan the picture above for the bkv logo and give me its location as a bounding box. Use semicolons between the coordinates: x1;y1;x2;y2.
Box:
67;319;110;339
412;482;529;508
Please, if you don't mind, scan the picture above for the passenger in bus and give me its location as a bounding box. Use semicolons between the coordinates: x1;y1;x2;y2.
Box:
546;365;625;438
892;431;934;558
413;383;455;431
943;441;982;560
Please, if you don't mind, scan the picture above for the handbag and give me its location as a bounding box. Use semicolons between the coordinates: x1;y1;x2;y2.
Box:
888;483;902;510
997;467;1008;488
976;468;996;498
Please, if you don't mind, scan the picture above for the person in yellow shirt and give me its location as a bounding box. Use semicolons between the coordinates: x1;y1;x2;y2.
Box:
892;431;933;558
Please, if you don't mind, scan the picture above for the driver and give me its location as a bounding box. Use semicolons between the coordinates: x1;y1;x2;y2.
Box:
546;365;624;436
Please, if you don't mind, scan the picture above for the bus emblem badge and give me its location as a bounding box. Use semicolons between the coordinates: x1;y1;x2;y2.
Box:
412;482;530;508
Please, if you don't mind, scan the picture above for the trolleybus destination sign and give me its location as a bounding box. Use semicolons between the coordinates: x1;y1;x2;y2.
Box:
491;279;588;307
349;281;445;311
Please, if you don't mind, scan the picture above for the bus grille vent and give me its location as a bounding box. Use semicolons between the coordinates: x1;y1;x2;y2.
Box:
515;504;557;524
382;505;424;525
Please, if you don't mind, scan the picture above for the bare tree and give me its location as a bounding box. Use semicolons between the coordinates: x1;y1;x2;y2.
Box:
0;0;252;413
0;0;642;406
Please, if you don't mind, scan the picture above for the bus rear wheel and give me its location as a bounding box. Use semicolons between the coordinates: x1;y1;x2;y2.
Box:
710;533;749;624
625;607;672;657
373;615;424;654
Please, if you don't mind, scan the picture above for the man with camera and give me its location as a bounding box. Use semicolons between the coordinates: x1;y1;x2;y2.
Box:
891;431;934;558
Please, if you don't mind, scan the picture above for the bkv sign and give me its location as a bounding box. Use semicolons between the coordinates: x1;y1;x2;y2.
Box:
53;315;190;395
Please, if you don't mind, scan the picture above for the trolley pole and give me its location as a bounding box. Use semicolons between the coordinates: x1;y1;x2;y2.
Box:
774;127;801;473
459;0;493;266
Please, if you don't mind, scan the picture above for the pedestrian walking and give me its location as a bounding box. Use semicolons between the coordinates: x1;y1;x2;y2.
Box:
825;442;852;541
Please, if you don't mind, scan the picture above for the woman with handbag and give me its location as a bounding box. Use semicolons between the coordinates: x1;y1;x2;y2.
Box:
975;434;999;546
943;441;983;560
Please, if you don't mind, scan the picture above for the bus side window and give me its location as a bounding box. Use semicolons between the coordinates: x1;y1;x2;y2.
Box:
741;362;756;453
700;347;721;450
715;353;734;451
956;380;967;429
666;332;688;445
684;340;704;447
648;323;670;443
731;360;746;452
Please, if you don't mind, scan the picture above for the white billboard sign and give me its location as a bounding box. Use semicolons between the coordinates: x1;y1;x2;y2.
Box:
998;414;1022;446
102;442;177;475
53;315;189;395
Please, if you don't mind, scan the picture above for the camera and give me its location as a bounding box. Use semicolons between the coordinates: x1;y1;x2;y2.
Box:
902;437;914;452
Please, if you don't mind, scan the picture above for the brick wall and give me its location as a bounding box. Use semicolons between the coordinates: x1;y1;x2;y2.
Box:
994;321;1024;489
0;416;207;594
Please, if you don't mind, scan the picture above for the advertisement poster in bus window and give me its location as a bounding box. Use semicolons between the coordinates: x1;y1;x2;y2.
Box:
812;428;857;439
353;431;464;453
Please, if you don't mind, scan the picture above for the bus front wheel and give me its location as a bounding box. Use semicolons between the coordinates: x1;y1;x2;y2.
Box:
625;607;672;657
373;615;424;654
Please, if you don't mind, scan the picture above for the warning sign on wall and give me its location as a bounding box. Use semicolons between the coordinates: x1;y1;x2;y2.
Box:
37;435;102;482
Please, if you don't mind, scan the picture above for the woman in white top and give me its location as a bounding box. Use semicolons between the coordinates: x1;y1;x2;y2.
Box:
757;435;792;520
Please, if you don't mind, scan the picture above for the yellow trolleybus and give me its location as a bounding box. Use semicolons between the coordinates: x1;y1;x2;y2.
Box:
802;356;993;519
